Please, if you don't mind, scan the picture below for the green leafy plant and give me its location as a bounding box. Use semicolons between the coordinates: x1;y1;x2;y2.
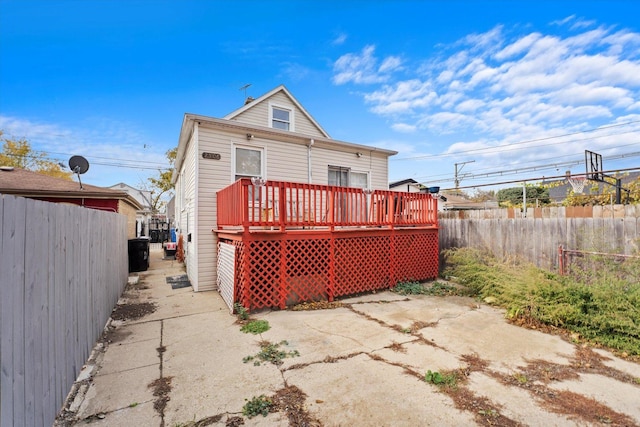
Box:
512;373;528;384
424;370;458;388
240;319;270;334
242;395;273;418
393;280;463;296
243;340;300;366
393;280;426;295
234;303;249;321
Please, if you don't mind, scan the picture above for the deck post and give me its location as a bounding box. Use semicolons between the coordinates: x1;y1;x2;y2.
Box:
328;188;335;231
389;229;397;287
241;237;252;310
279;183;286;232
242;181;250;233
328;234;335;302
279;239;287;309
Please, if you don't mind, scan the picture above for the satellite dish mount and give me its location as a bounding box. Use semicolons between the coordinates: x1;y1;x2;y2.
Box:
68;155;90;189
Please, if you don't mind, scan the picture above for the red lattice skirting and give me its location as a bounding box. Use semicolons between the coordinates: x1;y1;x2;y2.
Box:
220;228;438;311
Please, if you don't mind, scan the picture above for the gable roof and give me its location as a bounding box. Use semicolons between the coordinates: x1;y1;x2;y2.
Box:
223;85;331;139
389;178;419;188
0;167;142;209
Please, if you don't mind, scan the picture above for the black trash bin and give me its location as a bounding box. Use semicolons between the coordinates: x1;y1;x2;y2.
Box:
128;237;150;272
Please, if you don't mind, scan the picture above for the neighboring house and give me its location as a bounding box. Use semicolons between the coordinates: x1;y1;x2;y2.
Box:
391;178;499;211
0;167;143;238
109;182;153;237
437;191;499;211
173;85;398;292
389;178;423;193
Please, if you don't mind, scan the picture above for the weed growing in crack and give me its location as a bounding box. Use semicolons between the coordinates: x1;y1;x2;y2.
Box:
393;281;426;295
240;319;270;334
512;373;528;384
393;280;463;296
425;370;458;388
242;395;273;418
243;340;300;366
234;303;249;321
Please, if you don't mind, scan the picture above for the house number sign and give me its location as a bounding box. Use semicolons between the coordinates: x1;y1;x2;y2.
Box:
202;152;221;160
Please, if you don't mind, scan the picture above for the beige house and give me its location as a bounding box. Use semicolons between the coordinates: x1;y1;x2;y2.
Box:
172;85;397;291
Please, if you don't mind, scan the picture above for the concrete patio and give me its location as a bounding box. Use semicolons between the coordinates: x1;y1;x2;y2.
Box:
56;248;640;426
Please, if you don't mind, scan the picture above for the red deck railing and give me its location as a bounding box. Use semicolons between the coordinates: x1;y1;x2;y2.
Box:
217;178;438;231
215;179;440;312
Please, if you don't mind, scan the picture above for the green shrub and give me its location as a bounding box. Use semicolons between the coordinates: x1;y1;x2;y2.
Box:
240;320;270;334
443;248;640;356
242;395;272;418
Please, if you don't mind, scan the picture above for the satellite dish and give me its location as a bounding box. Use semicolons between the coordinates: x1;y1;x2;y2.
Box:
68;155;90;189
69;155;89;174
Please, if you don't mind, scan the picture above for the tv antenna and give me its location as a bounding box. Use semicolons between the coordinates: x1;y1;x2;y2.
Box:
68;155;90;189
239;83;252;98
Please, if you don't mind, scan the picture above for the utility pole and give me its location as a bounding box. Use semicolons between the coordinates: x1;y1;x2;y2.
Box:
454;160;475;192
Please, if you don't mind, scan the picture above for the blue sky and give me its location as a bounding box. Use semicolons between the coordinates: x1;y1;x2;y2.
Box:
2;0;640;193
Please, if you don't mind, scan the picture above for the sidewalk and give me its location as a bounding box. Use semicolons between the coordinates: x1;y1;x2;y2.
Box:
57;248;640;426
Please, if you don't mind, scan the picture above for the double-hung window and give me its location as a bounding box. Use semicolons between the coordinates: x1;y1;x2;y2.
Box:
328;166;369;189
235;147;262;181
235;146;264;201
270;105;292;131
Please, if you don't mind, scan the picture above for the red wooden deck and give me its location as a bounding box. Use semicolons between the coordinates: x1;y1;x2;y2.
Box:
215;179;439;311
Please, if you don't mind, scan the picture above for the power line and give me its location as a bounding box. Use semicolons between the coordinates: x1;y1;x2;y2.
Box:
2;152;172;171
443;166;640;192
413;147;640;185
392;119;640;161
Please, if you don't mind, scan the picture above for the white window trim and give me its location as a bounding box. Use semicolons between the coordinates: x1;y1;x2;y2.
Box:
232;143;266;182
350;170;370;189
268;102;295;132
328;165;370;189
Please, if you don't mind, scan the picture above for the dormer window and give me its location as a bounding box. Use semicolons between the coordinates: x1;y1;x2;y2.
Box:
270;105;292;131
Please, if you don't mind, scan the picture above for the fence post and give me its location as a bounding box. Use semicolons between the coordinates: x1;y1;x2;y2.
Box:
558;244;565;276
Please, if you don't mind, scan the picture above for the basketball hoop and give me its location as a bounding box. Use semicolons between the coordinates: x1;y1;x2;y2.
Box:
567;177;586;194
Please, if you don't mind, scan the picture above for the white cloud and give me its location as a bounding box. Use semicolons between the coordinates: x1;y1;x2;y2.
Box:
379;56;403;73
334;21;640;185
495;33;542;60
0;115;170;187
332;45;403;85
332;32;348;45
391;123;417;133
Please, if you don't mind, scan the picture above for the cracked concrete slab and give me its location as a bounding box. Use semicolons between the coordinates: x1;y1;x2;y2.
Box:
57;247;640;427
162;311;286;426
423;304;576;372
95;338;160;376
465;371;581;426
77;364;158;418
258;307;410;366
548;373;640;423
373;339;461;373
284;353;476;426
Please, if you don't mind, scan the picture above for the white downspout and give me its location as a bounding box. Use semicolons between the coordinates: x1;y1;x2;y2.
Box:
307;139;314;183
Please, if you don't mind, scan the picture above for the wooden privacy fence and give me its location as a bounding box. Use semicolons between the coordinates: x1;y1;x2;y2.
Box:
0;195;128;427
438;205;640;271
